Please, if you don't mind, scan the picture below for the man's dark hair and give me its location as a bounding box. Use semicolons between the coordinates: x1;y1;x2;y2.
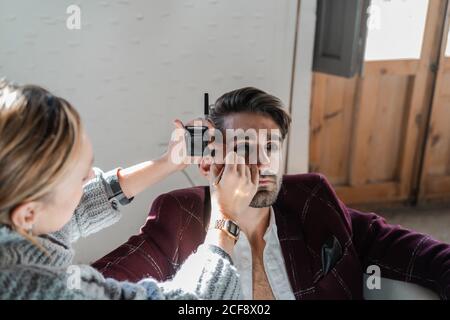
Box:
209;87;291;139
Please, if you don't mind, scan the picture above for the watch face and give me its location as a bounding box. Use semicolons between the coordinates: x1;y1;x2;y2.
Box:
226;220;240;236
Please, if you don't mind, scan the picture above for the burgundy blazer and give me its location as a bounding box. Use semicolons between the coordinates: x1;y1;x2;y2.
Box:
92;173;450;299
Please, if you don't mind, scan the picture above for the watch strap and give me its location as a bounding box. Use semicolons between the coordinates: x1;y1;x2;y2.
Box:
104;168;134;205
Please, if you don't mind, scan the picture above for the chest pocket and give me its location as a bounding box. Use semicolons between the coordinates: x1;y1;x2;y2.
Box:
321;235;343;275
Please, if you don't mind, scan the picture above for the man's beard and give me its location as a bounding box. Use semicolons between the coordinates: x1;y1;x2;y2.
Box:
249;175;282;208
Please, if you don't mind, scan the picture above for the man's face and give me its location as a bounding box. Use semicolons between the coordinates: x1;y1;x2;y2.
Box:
213;112;284;208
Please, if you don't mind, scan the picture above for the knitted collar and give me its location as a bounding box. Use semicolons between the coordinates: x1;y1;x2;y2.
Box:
0;224;74;269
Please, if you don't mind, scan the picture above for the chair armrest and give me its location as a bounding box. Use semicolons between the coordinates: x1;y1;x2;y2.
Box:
363;274;440;300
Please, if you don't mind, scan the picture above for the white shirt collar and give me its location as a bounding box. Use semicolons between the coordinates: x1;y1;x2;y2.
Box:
232;206;295;300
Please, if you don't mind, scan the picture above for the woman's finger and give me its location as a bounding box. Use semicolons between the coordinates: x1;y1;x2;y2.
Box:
172;119;186;143
173;119;185;129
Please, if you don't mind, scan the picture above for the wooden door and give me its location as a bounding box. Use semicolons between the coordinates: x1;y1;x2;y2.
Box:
309;0;448;205
419;2;450;201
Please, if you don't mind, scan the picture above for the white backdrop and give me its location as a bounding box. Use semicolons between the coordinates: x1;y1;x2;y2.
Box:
0;0;313;263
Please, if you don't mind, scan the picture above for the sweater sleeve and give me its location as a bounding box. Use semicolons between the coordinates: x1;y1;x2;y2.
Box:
0;245;242;300
149;244;243;300
90;244;242;300
51;168;122;244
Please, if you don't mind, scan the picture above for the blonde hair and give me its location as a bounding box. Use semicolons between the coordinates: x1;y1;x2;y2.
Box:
0;79;82;244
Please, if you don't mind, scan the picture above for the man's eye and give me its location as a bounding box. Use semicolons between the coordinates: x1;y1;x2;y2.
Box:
266;143;279;154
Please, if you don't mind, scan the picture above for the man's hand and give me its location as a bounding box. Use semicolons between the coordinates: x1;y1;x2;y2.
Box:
204;152;259;255
209;152;259;225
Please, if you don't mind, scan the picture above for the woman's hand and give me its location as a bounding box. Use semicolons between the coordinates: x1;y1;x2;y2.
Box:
116;118;213;199
161;118;213;171
208;152;259;225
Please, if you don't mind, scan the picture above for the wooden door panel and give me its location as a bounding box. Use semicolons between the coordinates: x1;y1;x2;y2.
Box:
315;65;414;189
421;60;450;198
310;73;357;185
419;0;450;201
365;74;412;183
426;74;450;177
309;0;448;205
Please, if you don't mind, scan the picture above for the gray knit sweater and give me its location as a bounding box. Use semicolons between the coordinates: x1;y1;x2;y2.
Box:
0;168;242;300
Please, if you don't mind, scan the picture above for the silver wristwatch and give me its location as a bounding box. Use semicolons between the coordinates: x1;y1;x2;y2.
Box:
212;219;240;242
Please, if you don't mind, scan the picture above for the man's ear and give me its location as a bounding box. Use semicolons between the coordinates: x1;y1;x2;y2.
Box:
10;202;40;231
